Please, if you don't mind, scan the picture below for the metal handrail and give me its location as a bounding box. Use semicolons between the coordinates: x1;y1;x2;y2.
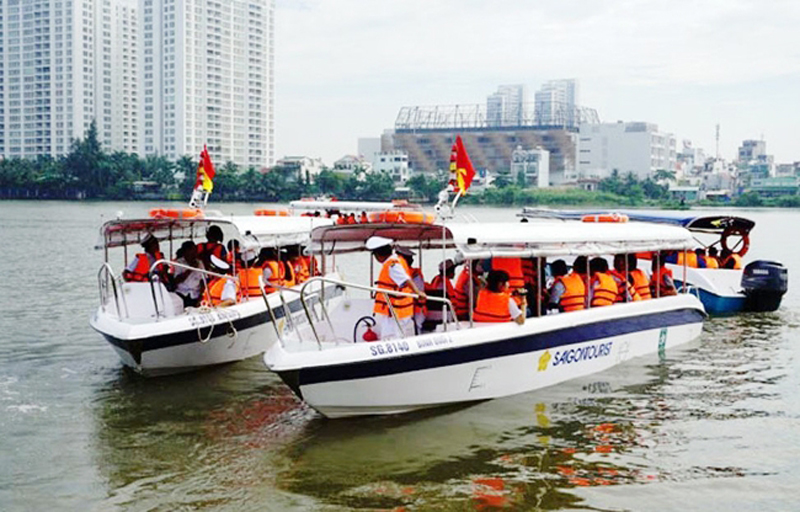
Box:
297;276;460;349
97;263;122;318
148;259;238;318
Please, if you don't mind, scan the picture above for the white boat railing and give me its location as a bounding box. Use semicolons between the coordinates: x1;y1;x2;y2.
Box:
148;259;235;319
296;276;460;350
97;263;122;318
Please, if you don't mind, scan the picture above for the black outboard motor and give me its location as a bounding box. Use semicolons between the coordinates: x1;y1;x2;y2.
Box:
741;260;788;312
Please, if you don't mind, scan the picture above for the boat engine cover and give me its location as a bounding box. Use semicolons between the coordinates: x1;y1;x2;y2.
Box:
741;260;788;312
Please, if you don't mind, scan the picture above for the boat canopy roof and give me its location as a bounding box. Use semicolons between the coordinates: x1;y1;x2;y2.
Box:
289;200;423;212
520;207;755;234
309;220;695;258
96;215;332;250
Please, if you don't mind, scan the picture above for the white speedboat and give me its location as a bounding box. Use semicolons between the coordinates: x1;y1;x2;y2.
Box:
91;210;340;376
263;218;707;418
520;208;788;314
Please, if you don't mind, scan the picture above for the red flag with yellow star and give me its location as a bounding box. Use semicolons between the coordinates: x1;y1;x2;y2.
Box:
448;135;476;194
195;145;216;193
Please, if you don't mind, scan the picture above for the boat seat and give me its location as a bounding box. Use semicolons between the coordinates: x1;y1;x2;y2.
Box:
118;282;184;319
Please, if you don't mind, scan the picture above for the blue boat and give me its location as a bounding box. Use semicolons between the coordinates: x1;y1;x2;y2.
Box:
520;208;788;315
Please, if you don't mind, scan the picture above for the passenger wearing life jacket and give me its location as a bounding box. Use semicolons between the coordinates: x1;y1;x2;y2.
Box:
675;249;699;268
693;248;708;269
257;247;284;293
236;248;263;297
720;249;743;270
197;225;228;270
368;236;426;340
609;254;641;303
123;232;169;283
521;257;547;317
650;253;678;297
627;253;652;300
203;255;240;307
396;246;427;333
589;257;618;307
425;258;458;326
173;240;205;307
359;211;368;224
285;245;310;285
474;270;525;325
453;259;484;320
492;257;526;306
547;259;586;312
569;255;591;309
705;247;720;269
227;239;243;269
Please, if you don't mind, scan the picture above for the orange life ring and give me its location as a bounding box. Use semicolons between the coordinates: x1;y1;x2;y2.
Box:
254;208;290;217
721;226;750;256
367;210;435;224
149;208;204;219
582;213;629;223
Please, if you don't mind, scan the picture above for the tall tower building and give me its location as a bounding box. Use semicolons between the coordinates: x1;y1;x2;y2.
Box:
141;0;275;169
0;0;138;158
534;79;579;128
486;84;526;127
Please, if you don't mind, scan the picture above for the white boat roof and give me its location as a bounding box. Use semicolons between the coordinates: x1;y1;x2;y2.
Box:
96;214;332;250
309;220;695;258
289;200;422;212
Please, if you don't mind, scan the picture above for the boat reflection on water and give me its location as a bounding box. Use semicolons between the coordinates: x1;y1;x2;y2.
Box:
90;310;788;510
91;360;312;509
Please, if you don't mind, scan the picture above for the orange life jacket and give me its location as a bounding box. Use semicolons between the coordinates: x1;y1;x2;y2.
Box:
609;270;641;303
703;256;719;269
304;255;321;277
197;242;225;264
492;258;525;290
408;266;427;316
553;273;586;312
723;253;743;270
281;260;296;288
203;277;241;306
125;251;165;282
591;272;618;307
629;269;652;300
473;289;513;323
426;274;456;297
453;267;479;320
650;266;677;297
260;260;283;293
373;256;414;319
291;256;309;284
237;267;263;297
676;251;699;268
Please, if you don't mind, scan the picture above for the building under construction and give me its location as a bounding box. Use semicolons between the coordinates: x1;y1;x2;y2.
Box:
385;102;600;184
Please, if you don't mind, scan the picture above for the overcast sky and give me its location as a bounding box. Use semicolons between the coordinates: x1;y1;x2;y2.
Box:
274;0;799;166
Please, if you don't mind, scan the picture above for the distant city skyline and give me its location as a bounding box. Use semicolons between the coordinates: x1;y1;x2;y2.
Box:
274;0;799;165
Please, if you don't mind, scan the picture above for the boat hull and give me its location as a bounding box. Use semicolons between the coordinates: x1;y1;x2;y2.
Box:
92;283;342;376
267;295;705;418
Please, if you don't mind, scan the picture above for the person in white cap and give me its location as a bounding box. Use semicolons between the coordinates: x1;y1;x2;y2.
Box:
203;254;239;307
367;236;426;340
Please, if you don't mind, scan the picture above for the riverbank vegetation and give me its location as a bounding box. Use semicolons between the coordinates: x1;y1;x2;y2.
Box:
2;125;797;207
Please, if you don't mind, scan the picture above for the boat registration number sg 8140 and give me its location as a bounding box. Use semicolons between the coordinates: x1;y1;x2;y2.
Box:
369;340;411;357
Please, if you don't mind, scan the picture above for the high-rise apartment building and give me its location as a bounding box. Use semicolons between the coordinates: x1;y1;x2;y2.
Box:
1;0;274;169
534;79;579;128
0;0;112;157
141;0;275;169
486;84;526;127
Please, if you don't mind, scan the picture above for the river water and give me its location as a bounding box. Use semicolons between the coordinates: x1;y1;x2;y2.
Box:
1;201;799;511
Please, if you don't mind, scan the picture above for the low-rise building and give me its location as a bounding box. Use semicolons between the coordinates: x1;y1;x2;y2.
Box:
374;151;410;184
510;146;549;188
578;121;676;180
272;156;325;183
749;176;799;198
333;155;372;176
